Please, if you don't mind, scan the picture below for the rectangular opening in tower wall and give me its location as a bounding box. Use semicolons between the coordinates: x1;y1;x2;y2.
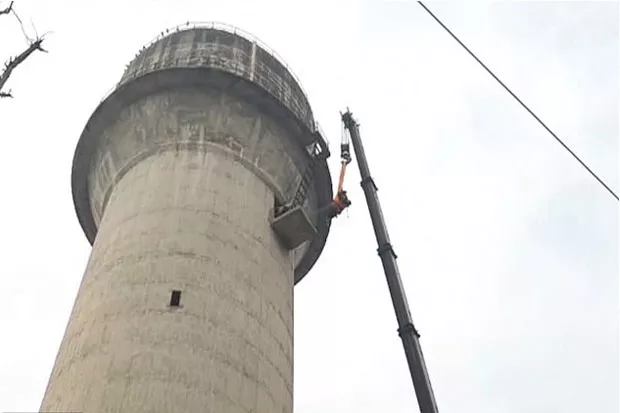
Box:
170;290;182;307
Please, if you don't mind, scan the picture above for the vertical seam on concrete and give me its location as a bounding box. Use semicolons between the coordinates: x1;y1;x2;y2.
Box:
250;41;257;82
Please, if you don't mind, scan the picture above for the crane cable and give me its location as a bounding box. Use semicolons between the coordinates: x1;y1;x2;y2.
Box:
417;1;618;201
337;122;351;194
327;122;353;218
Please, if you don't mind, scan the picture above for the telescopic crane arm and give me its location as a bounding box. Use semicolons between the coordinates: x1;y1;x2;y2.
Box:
341;109;439;413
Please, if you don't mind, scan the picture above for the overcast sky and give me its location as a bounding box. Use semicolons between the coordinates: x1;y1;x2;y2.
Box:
0;1;617;412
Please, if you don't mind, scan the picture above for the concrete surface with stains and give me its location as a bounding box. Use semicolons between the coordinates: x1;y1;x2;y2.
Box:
40;25;333;413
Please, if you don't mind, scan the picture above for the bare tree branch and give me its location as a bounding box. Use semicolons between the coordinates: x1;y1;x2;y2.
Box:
11;5;32;42
0;37;46;98
0;2;48;98
0;1;14;16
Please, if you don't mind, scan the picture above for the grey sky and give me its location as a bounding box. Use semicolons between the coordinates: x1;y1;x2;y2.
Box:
0;1;617;412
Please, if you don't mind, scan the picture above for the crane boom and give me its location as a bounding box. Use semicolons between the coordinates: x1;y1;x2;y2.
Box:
341;110;439;413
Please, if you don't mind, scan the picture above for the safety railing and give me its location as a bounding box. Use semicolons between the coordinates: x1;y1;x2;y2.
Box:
115;22;309;104
313;121;330;148
95;21;328;139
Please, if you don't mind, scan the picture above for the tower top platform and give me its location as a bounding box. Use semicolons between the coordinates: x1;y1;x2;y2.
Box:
71;22;333;283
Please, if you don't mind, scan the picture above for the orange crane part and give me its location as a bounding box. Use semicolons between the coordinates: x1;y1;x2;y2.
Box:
336;159;348;194
327;127;352;218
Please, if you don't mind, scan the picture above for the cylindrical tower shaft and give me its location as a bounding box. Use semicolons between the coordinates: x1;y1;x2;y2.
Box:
40;24;333;413
43;147;293;412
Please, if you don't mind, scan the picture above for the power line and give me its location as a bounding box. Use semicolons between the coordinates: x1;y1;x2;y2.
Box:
417;1;619;201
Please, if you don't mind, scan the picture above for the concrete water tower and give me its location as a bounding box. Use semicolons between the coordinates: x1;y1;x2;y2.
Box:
40;23;333;413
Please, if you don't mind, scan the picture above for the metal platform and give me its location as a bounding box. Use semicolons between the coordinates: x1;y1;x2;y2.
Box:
269;206;318;250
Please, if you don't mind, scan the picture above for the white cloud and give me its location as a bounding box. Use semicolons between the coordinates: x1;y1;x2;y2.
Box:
0;1;616;413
